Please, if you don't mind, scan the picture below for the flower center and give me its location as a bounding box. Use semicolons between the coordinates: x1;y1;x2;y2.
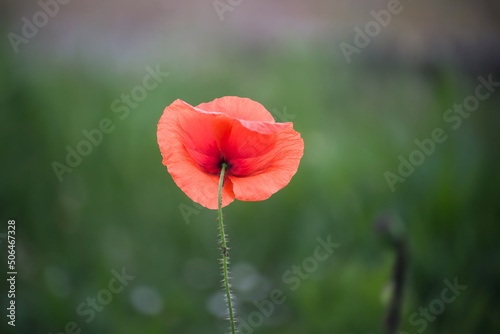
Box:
218;158;231;172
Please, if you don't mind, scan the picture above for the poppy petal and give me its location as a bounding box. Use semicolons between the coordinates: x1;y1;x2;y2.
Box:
228;126;304;202
157;99;235;209
197;96;275;122
212;115;292;177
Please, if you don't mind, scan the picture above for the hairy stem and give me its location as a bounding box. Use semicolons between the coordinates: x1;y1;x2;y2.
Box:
218;163;236;334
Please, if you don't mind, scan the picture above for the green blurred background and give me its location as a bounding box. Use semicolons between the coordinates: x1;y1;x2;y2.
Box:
1;1;500;333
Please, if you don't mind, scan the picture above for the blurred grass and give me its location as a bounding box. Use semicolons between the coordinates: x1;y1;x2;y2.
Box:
0;43;499;334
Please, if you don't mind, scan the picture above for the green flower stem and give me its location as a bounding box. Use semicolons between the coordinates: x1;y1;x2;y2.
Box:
218;163;236;334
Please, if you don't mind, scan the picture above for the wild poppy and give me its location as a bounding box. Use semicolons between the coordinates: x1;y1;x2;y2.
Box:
157;96;304;209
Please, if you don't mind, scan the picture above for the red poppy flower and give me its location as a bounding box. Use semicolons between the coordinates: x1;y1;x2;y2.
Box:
157;96;304;209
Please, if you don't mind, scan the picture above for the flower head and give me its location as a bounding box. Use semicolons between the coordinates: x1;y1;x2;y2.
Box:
157;96;304;209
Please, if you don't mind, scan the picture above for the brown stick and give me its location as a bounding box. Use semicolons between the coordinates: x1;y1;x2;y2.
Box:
384;239;407;334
